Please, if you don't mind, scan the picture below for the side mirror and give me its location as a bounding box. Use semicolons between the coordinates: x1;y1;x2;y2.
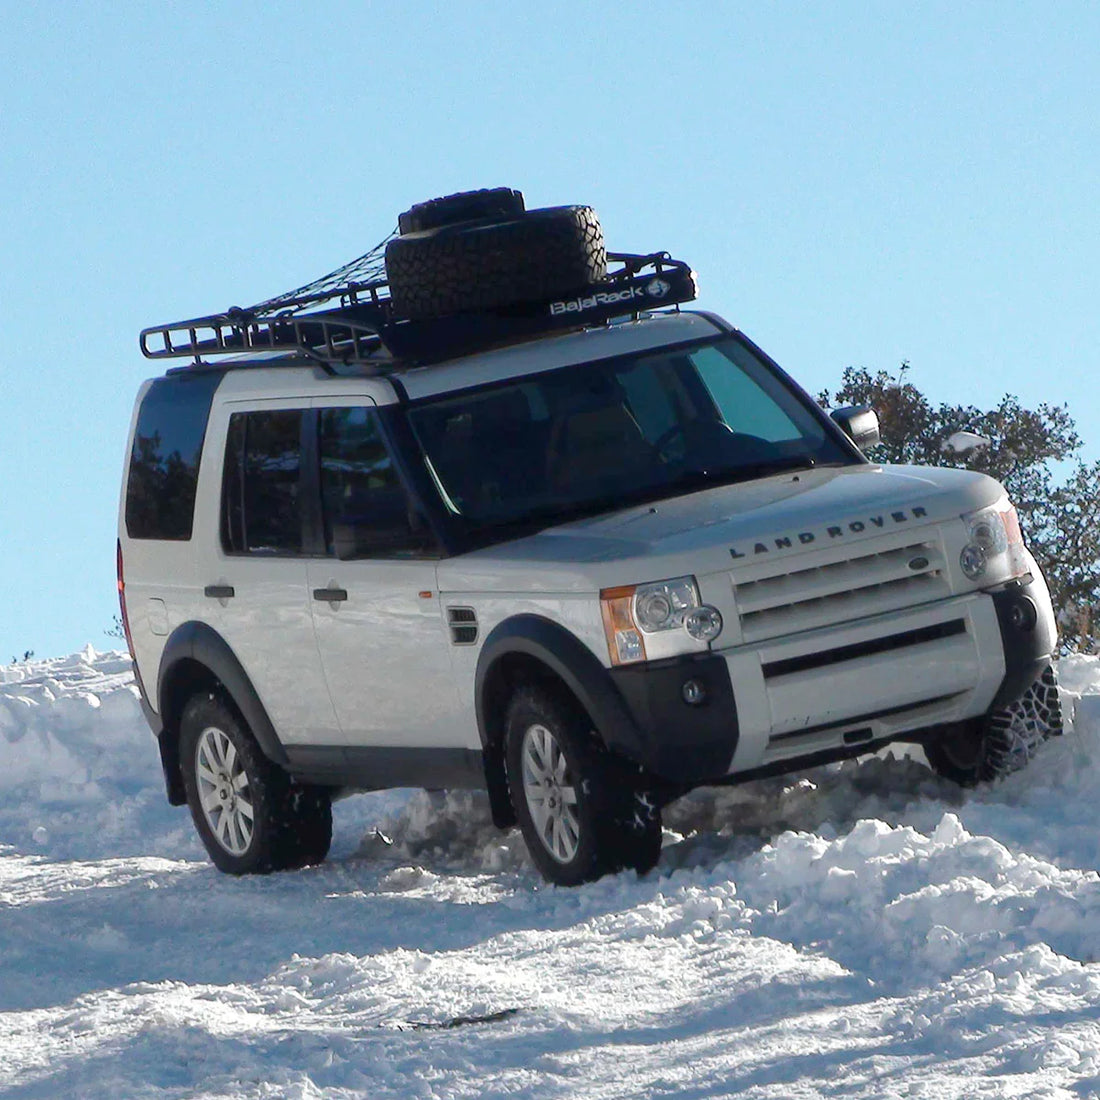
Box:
830;405;880;452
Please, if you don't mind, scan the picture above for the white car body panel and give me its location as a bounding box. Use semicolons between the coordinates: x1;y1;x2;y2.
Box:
119;309;1057;790
200;397;340;745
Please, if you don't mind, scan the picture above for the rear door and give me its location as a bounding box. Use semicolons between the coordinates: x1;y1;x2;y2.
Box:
306;400;466;748
205;400;340;745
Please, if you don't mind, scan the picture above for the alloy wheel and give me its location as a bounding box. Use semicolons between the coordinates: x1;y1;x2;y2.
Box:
520;723;580;864
195;726;255;856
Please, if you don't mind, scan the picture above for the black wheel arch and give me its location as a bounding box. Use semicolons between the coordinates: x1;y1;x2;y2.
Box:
474;614;644;828
154;621;288;805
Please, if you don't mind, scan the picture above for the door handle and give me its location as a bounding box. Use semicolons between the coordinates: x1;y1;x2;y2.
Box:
312;586;348;603
204;585;235;599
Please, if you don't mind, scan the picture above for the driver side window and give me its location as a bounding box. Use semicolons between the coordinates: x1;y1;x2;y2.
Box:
616;360;683;442
318;407;435;559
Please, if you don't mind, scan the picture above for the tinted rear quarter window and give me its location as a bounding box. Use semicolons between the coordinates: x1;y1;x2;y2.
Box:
125;372;222;540
221;410;304;555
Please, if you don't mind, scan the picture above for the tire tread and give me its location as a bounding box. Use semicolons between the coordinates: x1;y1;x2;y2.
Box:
503;684;660;885
386;206;607;320
924;664;1063;786
180;692;332;874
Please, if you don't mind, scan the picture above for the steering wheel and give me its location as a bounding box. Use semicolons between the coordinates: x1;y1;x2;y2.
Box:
653;423;688;463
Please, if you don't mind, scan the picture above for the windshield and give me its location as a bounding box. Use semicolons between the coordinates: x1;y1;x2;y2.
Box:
405;335;856;535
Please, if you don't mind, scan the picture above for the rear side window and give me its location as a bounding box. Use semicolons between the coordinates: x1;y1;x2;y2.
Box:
221;410;304;555
125;373;222;540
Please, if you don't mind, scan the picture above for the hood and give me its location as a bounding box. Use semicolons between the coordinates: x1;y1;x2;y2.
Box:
438;463;1005;592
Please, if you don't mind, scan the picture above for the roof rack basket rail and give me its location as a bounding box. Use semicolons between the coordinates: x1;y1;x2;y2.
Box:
139;249;696;369
139;304;388;367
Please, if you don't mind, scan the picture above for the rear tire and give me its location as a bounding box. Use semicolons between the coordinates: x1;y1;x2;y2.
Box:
385;205;607;320
504;685;661;886
924;664;1062;785
179;693;332;874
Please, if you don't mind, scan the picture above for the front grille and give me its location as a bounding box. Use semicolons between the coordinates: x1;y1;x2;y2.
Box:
446;606;478;645
734;534;949;643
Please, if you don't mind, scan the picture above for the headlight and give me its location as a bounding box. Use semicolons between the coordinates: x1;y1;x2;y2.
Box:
959;498;1030;585
600;575;723;665
634;576;698;631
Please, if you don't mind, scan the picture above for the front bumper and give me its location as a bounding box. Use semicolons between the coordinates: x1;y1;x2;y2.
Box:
606;575;1056;786
610;653;739;783
988;578;1058;708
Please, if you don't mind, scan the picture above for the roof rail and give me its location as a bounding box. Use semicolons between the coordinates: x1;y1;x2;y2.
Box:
139;249;697;370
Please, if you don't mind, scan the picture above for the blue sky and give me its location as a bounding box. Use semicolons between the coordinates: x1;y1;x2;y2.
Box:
1;2;1097;660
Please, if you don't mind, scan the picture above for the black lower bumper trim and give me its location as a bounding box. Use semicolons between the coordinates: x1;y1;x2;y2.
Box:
610;653;739;783
990;583;1056;709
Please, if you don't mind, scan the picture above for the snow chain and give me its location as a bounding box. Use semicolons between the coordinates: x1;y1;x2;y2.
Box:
985;664;1063;775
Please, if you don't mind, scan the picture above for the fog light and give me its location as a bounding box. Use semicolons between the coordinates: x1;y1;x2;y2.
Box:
682;678;707;706
1008;597;1037;631
684;605;723;642
960;544;986;580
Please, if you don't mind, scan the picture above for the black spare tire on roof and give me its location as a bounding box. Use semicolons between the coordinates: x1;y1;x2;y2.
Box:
397;187;526;235
385;204;608;321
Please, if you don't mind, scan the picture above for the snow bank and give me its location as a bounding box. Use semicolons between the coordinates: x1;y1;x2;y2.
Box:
4;648;1096;872
0;648;196;859
1;650;1098;1098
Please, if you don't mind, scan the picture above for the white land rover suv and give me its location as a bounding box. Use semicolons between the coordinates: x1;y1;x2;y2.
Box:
120;189;1062;885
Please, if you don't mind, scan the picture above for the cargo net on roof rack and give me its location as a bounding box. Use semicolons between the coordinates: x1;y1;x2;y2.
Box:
139;212;697;372
249;231;394;316
139;230;398;371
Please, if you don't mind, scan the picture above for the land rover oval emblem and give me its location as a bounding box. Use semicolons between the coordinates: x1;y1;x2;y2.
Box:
908;555;930;571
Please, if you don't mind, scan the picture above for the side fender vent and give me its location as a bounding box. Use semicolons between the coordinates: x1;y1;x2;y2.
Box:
447;606;479;645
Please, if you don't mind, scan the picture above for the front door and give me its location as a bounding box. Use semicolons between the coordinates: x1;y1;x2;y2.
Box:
307;402;464;748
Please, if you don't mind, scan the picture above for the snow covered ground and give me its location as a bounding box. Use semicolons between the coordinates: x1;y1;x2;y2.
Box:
2;649;1099;1099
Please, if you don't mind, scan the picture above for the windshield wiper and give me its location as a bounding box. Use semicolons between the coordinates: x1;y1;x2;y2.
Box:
731;454;817;479
663;454;818;495
467;493;649;538
463;457;823;539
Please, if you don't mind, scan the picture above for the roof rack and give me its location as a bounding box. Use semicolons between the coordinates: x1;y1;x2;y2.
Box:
139;247;698;371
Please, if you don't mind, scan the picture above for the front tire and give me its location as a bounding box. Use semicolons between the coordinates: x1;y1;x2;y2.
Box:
180;693;332;874
924;664;1062;785
504;685;661;886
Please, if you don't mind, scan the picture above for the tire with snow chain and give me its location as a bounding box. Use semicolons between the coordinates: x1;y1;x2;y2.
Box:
924;664;1063;786
397;187;525;235
504;684;661;886
385;205;607;321
179;693;332;874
